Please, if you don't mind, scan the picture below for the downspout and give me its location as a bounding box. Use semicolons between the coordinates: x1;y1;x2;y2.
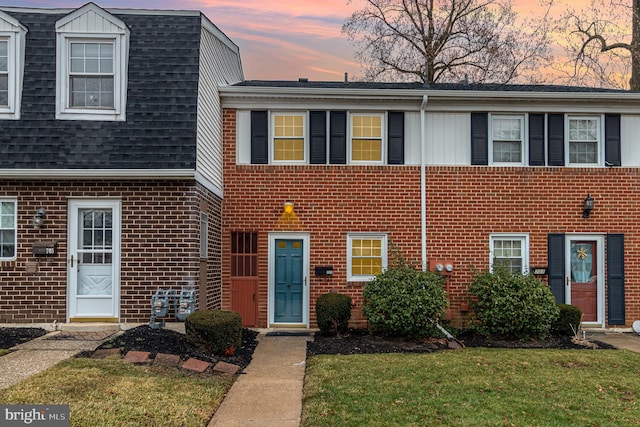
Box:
420;95;428;271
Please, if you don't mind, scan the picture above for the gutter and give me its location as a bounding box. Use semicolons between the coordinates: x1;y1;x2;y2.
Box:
420;95;428;271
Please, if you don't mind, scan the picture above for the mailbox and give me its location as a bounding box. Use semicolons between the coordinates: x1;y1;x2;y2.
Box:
315;266;334;276
32;241;58;256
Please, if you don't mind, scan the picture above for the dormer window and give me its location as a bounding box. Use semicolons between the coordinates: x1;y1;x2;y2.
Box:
55;3;129;121
69;41;114;108
0;11;27;120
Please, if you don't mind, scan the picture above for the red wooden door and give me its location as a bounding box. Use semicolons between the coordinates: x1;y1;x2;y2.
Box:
569;241;597;322
230;232;258;327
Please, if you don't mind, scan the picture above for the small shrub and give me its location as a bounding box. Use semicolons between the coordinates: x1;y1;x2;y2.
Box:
552;304;583;336
185;309;242;355
316;293;352;336
469;267;560;340
363;263;448;338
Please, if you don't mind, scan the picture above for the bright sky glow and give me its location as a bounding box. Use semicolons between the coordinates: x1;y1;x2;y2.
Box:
0;0;623;82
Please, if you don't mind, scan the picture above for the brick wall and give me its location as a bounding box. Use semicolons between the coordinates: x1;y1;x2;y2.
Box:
222;108;640;329
0;179;222;324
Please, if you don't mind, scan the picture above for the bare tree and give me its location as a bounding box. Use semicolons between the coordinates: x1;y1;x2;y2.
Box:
561;0;639;90
342;0;554;84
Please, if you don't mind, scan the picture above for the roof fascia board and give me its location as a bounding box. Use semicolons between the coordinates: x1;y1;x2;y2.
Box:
220;85;640;103
200;14;240;55
0;6;200;17
0;169;196;179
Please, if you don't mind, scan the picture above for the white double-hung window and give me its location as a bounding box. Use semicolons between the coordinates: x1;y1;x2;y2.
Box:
0;200;17;260
568;116;601;166
0;11;27;120
490;234;529;275
490;114;525;165
55;3;129;121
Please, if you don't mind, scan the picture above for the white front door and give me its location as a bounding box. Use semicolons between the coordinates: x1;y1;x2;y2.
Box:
68;200;121;321
565;235;604;327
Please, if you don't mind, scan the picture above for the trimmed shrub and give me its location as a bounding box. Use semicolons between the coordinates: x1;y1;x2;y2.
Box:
552;304;583;336
469;267;560;339
316;293;352;336
363;264;448;338
185;309;242;355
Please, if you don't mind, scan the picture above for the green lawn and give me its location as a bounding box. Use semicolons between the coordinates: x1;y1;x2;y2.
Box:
0;358;233;427
302;349;640;426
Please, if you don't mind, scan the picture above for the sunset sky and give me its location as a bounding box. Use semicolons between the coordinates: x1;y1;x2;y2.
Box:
0;0;610;81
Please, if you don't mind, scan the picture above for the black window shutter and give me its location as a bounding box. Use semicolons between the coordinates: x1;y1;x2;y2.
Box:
329;111;347;164
547;114;564;166
387;111;404;165
547;234;565;303
471;113;488;165
605;114;621;167
309;111;327;164
607;234;625;325
529;114;545;166
250;111;268;164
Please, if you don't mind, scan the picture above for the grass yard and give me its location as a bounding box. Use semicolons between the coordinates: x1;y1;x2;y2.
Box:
302;348;640;426
0;358;233;427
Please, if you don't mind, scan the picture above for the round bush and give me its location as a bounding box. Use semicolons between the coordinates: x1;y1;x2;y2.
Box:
316;293;352;336
363;264;448;338
185;309;242;355
552;304;583;336
469;268;560;339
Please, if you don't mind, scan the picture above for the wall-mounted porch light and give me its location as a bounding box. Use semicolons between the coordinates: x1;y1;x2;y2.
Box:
583;194;594;218
283;201;294;215
32;208;46;229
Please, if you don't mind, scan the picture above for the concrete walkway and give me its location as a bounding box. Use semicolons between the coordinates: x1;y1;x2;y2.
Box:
0;328;118;390
589;331;640;352
208;334;309;427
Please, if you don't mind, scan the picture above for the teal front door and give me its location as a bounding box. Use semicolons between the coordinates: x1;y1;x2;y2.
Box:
274;239;303;323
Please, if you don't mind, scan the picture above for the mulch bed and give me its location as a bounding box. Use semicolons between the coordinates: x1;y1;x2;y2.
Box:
306;329;617;356
0;327;48;349
94;325;259;370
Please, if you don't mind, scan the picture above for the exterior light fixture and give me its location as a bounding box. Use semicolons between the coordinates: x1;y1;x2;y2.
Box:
283;201;294;215
32;208;46;229
583;194;594;218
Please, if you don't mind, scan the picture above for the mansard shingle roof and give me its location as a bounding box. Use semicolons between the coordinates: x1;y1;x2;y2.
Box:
0;9;202;170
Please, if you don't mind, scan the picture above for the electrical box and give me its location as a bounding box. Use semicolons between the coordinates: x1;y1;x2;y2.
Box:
315;266;334;276
32;241;58;256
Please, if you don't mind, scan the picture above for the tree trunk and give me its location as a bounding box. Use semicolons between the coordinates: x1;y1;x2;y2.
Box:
631;0;640;90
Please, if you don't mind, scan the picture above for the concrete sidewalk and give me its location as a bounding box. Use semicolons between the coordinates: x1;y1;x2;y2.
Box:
0;328;118;390
589;331;640;352
208;334;309;427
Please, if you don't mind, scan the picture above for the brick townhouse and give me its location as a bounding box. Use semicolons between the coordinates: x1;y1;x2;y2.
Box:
0;3;243;323
220;81;640;330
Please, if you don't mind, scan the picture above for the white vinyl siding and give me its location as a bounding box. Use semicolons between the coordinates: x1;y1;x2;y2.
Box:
621;115;640;166
196;26;243;196
425;113;470;165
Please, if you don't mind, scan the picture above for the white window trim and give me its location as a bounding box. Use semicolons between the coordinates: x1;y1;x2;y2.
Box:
270;111;308;164
565;115;604;167
348;112;386;165
347;233;388;282
488;113;527;166
0;199;17;261
489;233;529;275
0;11;27;120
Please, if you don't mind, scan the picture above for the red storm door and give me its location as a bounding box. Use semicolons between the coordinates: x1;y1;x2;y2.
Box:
231;232;258;327
569;241;598;322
